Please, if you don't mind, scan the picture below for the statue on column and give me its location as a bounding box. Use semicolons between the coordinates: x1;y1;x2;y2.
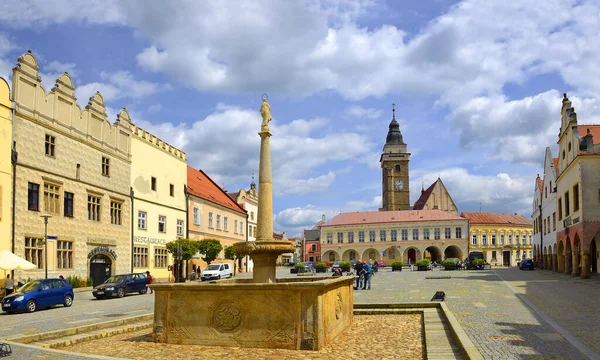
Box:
260;96;271;132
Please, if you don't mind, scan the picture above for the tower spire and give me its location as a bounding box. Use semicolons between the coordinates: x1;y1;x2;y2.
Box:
392;103;396;120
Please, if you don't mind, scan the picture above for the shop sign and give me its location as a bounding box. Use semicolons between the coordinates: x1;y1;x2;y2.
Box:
88;246;118;260
133;236;167;245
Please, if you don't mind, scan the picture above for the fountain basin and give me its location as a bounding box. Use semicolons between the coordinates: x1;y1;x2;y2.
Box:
151;276;354;350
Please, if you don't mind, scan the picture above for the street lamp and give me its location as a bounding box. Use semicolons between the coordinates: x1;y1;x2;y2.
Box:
40;214;52;279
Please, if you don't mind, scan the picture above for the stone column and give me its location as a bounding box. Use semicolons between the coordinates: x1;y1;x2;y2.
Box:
571;251;580;277
557;254;564;273
581;250;590;279
552;254;558;272
564;252;572;275
542;254;547;269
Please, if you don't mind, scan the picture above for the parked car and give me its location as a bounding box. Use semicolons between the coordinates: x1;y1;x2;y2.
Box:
92;273;149;299
331;261;343;271
377;260;386;268
431;260;443;268
201;263;233;281
300;262;316;272
519;259;535;270
2;279;74;313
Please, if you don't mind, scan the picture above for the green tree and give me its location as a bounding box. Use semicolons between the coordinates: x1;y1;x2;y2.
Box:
224;245;244;276
165;238;200;282
197;239;223;265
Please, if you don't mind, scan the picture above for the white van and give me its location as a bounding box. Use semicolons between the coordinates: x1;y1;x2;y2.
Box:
200;263;232;281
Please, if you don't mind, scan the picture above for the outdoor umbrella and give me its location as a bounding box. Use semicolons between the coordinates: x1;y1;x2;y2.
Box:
0;250;37;271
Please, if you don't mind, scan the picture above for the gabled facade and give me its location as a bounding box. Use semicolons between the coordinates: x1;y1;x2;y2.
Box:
0;77;11;253
555;94;600;278
228;180;258;271
303;229;320;263
11;51;132;284
413;178;458;215
532;148;558;270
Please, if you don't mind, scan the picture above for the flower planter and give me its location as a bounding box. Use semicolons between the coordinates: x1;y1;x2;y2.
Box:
391;266;402;271
290;268;298;274
417;265;429;271
444;265;456;271
316;268;327;273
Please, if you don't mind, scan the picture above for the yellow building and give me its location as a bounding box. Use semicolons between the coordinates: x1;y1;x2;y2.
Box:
0;77;11;253
461;212;533;267
187;167;247;274
320;209;468;265
130;126;187;282
12;51;132;285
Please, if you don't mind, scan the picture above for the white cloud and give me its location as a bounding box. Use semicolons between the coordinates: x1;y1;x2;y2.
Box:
346;105;383;119
76;71;167;103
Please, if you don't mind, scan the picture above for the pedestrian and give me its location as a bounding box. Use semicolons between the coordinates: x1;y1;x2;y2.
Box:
59;275;64;279
5;274;14;296
372;260;379;273
332;268;342;277
146;271;153;294
354;261;364;289
361;261;372;290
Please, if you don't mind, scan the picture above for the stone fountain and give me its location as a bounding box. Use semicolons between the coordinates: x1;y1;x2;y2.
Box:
151;97;354;350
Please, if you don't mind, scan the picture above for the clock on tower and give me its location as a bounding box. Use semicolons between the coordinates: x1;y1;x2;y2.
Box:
380;104;411;211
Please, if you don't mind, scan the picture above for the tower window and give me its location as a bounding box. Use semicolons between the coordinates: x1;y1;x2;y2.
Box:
394;164;401;172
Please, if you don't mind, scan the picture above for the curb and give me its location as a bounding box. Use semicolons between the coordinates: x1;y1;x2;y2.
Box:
1;340;129;360
440;302;483;360
42;321;153;349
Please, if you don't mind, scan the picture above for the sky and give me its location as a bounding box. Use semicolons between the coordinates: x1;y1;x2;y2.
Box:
1;0;600;237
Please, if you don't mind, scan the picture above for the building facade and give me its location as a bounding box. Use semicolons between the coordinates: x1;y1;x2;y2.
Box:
554;94;600;278
380;106;411;211
532;148;558;270
462;212;533;267
303;229;320;263
0;77;11;253
12;52;132;284
187;167;247;273
413;178;458;215
131;126;187;282
228;180;258;271
320;210;468;265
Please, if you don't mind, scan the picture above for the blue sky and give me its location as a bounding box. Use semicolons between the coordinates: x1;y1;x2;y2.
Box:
1;0;600;236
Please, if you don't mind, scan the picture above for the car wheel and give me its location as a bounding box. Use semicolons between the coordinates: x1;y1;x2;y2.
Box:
26;300;37;313
64;295;73;307
217;275;221;280
117;288;125;298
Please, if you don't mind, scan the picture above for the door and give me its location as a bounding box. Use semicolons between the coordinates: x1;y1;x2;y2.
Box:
36;280;54;307
90;254;112;287
123;275;134;293
503;251;511;267
408;249;416;264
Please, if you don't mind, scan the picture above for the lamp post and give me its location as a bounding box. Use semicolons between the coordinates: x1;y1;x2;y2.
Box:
40;214;52;279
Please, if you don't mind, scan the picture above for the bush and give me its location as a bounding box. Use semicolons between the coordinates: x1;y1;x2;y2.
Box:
416;259;431;266
294;263;305;270
65;275;92;288
391;261;404;267
339;261;351;272
316;262;327;269
473;258;485;266
442;259;457;266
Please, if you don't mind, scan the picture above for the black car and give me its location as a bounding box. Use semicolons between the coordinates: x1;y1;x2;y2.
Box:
519;259;535;270
92;273;149;299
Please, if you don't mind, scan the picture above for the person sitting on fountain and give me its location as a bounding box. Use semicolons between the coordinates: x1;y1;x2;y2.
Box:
332;268;342;277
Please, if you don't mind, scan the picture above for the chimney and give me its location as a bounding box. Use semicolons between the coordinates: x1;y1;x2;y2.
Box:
321;214;326;222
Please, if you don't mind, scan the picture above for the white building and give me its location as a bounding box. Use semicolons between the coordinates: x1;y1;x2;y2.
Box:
228;180;258;272
532;148;558;270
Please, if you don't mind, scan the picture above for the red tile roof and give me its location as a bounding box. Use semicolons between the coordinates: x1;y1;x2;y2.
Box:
578;125;600;145
322;209;466;227
413;181;436;210
553;158;558;170
186;167;246;215
460;212;532;226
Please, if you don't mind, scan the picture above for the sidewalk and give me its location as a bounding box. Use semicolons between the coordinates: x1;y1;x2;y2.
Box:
537;269;600;288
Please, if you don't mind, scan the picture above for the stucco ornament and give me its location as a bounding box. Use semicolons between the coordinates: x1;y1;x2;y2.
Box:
212;302;242;332
260;96;271;132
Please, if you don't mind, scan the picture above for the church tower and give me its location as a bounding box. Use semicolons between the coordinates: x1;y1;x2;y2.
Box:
380;104;411;211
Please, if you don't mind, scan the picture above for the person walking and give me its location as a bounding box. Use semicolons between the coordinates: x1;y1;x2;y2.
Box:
5;274;14;295
146;271;153;294
372;260;379;273
361;261;372;290
354;261;364;289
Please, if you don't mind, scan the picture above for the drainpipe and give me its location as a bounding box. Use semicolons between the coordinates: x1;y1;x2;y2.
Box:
11;101;17;267
130;187;134;273
245;211;249;273
539;203;543;269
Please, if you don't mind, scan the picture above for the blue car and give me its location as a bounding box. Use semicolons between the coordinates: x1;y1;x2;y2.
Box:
92;273;149;299
1;279;74;313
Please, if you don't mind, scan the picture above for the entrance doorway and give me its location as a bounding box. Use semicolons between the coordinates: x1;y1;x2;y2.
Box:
503;251;511;267
408;249;416;264
90;254;112;287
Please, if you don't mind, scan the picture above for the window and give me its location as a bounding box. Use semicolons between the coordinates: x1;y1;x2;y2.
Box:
57;240;73;269
380;230;386;241
251;212;254;221
508;234;513;245
482;234;487;245
177;219;184;236
64;192;74;217
455;227;462;239
358;231;365;243
413;229;419;240
500;234;505;245
25;237;44;268
491;234;496;245
523;234;527;245
395;164;401;172
369;231;375;242
43;183;60;214
138;211;147;229
45;134;56;157
558;198;563;220
194;208;200;225
311;244;317;251
543;218;546;234
170;184;174;197
564;191;570;216
445;228;451;239
110;201;122;225
545;186;547;198
216;214;221;230
151;177;157;191
224;217;228;231
401;229;408;240
434;228;440;240
87;195;101;221
390;230;397;241
208;212;214;228
327;233;333;244
249;226;253;237
158;216;166;233
547;216;550;233
516;234;520;244
552;212;556;231
102;157;110;177
423;229;430;240
133;247;148;268
492;251;497;260
234;219;238;234
348;232;354;243
309;256;314;262
573;184;579;212
240;221;244;235
337;232;344;243
472;234;477;245
154;248;168;268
